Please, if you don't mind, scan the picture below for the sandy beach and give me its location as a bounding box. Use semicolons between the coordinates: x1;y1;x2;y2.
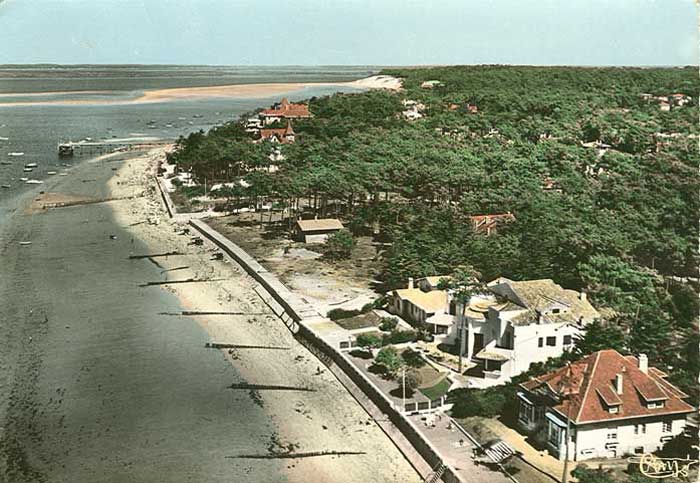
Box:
0;75;402;107
0;144;418;482
105;147;420;482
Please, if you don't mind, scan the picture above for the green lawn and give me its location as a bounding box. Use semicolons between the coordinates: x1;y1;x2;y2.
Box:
419;375;451;400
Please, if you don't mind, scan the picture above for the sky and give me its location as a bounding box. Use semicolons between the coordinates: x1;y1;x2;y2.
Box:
0;0;697;66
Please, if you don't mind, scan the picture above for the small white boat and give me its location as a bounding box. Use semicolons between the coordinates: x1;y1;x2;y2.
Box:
19;241;32;246
25;163;37;168
8;152;24;157
19;177;28;181
25;179;43;184
0;137;8;141
47;171;57;175
1;184;10;188
58;173;68;176
23;167;33;172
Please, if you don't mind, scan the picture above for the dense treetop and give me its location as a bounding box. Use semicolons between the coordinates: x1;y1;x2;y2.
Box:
169;66;698;398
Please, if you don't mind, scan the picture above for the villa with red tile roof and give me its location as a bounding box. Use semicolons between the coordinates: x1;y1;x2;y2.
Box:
259;98;311;125
517;349;695;461
258;122;295;144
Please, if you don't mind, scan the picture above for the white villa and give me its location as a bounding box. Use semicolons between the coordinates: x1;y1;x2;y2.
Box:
389;276;600;382
518;350;695;461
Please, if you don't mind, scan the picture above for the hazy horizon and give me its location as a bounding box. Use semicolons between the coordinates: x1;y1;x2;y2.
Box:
0;0;696;66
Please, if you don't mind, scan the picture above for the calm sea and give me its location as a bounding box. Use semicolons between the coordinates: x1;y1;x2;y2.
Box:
0;65;375;205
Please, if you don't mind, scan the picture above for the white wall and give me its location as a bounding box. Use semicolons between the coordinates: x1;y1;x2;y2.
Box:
509;323;581;377
569;417;688;460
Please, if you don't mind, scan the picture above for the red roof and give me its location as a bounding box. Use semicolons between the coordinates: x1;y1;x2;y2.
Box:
260;98;311;118
470;213;515;234
259;122;295;144
521;350;694;425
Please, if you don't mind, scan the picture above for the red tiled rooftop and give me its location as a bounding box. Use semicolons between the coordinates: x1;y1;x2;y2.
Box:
260;97;311;118
521;349;694;424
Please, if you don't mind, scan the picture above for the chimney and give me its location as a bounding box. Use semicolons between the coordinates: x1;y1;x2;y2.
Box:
615;373;624;395
638;354;648;374
407;277;414;289
579;291;587;302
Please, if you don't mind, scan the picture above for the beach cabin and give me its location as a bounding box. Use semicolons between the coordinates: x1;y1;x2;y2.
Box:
295;218;344;243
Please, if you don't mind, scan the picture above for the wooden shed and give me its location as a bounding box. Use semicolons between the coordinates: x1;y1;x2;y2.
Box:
295;218;344;243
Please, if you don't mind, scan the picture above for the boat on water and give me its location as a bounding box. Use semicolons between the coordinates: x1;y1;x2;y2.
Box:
26;179;43;184
19;241;32;246
19;177;28;181
58;143;74;157
58;172;68;176
8;152;24;156
23;167;33;172
25;162;38;168
0;137;8;141
47;171;57;175
1;184;10;188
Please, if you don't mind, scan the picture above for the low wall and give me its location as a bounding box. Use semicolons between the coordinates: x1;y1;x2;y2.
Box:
189;219;317;324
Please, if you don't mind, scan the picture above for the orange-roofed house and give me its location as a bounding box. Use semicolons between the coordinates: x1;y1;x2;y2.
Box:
258;122;296;144
389;277;451;326
470;213;515;236
259;98;312;125
517;350;695;461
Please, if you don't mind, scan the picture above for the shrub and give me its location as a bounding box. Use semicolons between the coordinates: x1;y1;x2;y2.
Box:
401;348;426;368
375;346;402;377
448;386;515;419
356;333;382;351
379;317;399;331
324;229;354;260
327;307;362;320
382;329;418;346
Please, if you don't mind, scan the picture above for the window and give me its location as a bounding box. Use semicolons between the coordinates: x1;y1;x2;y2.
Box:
634;424;646;435
607;429;618;440
519;402;534;424
563;335;572;346
663;421;672;433
548;424;562;447
546;336;556;347
552;308;560;314
538;337;543;348
648;401;665;409
608;406;619;414
580;448;595;456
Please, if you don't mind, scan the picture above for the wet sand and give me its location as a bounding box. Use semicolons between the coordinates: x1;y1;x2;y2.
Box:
0;147;419;482
0;75;402;107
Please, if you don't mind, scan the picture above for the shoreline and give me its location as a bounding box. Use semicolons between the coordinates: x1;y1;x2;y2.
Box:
105;147;420;482
0;75;402;107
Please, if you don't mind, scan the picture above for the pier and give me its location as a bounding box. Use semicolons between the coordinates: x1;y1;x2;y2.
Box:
57;138;172;157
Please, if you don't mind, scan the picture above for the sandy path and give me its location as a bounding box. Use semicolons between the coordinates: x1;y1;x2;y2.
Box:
107;148;419;483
